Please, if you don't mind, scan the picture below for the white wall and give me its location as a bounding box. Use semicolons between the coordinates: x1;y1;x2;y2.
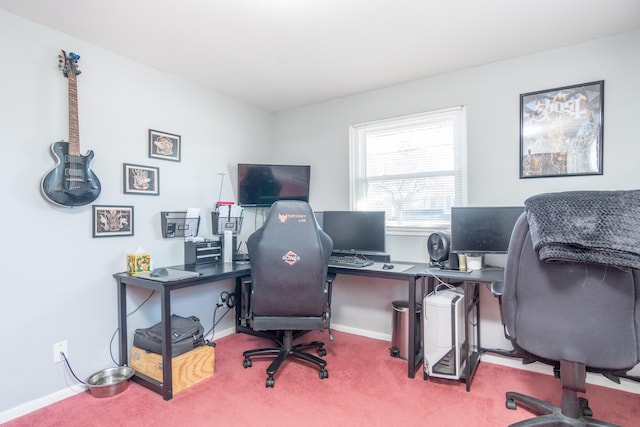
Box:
0;10;273;418
273;31;640;359
2;6;640;419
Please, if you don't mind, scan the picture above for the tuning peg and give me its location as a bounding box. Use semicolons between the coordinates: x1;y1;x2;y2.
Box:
69;52;80;60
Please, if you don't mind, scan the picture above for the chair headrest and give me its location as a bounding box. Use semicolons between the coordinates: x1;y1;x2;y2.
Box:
268;200;313;216
262;201;317;230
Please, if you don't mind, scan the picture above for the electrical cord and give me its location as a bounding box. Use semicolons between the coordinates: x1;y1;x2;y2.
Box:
205;305;223;339
109;328;120;365
423;268;459;298
226;292;238;308
109;290;156;365
58;290;157;384
61;351;85;384
204;291;238;341
236;240;248;255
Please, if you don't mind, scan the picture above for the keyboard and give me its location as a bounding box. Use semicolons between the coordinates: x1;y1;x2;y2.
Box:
329;255;374;268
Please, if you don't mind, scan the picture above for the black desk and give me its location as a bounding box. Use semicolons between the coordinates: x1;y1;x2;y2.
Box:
114;262;251;400
422;266;505;391
114;261;498;399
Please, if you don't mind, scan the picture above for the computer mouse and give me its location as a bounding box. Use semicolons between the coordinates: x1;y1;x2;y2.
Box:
382;263;394;270
150;267;169;277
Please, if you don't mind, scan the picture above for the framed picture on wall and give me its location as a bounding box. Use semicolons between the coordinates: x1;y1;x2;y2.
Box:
123;163;160;195
149;129;181;162
520;80;604;178
92;205;134;238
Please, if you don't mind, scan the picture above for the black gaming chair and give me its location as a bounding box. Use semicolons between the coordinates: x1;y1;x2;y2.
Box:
501;209;640;426
242;200;333;387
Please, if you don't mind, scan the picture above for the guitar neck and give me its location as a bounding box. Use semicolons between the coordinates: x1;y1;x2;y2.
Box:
68;75;80;156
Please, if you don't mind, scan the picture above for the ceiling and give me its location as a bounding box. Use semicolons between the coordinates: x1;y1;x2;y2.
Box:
2;0;639;112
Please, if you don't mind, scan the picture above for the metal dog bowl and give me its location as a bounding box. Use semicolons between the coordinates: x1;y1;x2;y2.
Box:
85;366;135;398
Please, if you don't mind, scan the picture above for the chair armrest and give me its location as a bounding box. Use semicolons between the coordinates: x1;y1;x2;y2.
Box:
490;280;504;297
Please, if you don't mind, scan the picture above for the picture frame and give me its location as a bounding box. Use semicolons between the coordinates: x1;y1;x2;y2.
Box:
92;205;134;238
149;129;181;162
520;80;604;178
123;163;160;195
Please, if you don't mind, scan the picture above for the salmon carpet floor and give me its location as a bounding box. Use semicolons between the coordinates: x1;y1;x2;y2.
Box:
5;331;640;426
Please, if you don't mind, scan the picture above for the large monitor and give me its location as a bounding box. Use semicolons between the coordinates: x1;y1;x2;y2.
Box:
450;206;524;254
237;163;310;207
321;211;386;255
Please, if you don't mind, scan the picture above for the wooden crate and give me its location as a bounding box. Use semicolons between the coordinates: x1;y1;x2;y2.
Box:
130;345;214;393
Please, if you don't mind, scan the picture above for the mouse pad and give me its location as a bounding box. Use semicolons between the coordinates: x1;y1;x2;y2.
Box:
135;268;201;282
370;263;415;272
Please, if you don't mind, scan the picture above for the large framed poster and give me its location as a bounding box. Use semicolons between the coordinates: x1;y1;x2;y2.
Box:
520;81;604;178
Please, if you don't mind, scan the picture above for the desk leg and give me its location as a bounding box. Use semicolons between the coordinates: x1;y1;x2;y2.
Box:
406;276;423;379
117;278;128;366
462;281;481;392
463;281;471;391
161;287;173;400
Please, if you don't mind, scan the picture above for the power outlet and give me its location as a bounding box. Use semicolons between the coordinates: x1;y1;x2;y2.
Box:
53;341;68;363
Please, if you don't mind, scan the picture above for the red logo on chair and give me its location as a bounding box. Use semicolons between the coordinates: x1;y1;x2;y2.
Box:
282;250;300;266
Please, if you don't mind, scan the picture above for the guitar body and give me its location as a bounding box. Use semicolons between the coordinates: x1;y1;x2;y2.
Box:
42;50;101;207
41;140;101;207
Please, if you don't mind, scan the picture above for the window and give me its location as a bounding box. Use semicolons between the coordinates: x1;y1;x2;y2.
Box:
349;106;467;232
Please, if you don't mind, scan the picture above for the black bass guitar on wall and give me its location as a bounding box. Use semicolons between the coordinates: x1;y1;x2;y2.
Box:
41;50;101;207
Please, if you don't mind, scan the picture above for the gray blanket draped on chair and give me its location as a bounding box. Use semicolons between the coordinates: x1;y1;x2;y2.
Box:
524;189;640;270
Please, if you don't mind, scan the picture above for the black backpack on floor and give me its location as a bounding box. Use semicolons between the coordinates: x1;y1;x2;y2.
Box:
133;314;205;357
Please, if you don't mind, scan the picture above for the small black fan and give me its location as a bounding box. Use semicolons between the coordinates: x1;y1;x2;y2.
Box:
427;231;450;265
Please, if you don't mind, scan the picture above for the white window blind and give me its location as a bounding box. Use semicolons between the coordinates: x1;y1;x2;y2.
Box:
349;106;467;231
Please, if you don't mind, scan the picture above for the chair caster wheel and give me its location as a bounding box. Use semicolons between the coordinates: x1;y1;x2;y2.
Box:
319;369;329;379
243;358;252;368
266;376;275;388
506;398;517;410
317;347;327;357
579;397;593;417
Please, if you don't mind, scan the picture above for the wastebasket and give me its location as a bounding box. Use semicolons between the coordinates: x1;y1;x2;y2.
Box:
390;300;422;360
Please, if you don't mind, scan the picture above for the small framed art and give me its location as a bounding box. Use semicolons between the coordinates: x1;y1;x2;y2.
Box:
520;80;604;178
93;205;134;237
149;129;181;162
123;163;159;195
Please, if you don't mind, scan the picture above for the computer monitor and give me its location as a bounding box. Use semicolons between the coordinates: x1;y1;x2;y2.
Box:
450;206;524;254
237;163;311;207
321;211;386;255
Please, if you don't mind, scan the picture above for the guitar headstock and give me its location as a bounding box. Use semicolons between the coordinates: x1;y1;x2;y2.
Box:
58;49;81;78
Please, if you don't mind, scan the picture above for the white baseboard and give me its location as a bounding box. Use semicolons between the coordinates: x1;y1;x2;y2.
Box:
481;353;640;395
211;325;235;340
331;323;391;342
0;387;84;424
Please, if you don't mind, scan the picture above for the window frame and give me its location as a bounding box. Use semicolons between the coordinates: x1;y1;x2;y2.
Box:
348;106;468;234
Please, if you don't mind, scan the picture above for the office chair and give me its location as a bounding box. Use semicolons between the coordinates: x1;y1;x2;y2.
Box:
242;200;334;387
500;208;640;426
